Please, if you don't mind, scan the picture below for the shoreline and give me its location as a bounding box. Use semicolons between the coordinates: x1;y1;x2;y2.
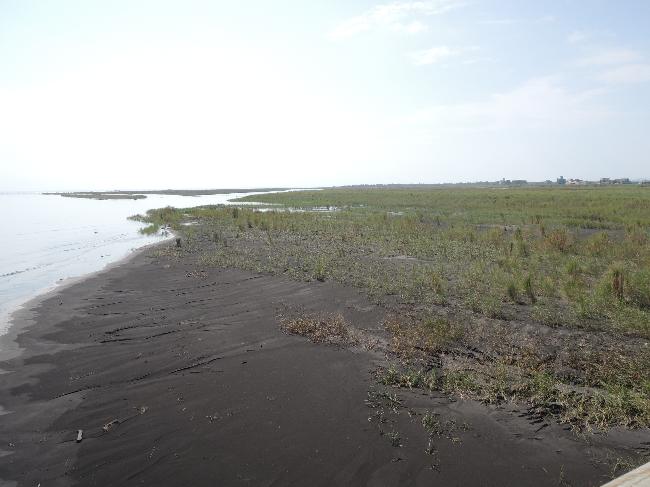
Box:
0;237;173;364
0;237;646;486
0;188;292;349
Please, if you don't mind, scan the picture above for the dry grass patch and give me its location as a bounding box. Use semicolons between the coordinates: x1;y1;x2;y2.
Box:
279;311;359;346
384;315;465;358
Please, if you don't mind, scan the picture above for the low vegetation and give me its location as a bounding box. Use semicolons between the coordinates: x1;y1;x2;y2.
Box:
135;186;650;429
278;311;359;346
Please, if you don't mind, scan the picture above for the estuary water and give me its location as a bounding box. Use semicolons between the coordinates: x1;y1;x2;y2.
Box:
0;191;271;336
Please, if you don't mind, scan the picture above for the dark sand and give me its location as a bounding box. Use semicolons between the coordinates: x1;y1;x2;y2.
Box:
0;245;645;486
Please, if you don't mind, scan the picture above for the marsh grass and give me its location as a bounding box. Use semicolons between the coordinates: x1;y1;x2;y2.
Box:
144;186;650;428
130;206;184;235
378;364;437;390
384;315;464;357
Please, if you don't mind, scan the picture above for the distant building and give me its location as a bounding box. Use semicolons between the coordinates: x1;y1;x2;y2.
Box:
612;178;631;184
600;178;611;184
557;176;566;185
498;178;527;186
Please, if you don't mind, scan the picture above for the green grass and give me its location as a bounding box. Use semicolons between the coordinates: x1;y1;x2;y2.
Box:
378;365;437;390
139;186;650;428
236;186;650;229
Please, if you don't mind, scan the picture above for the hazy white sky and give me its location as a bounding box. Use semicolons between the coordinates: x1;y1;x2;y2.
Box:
1;0;649;191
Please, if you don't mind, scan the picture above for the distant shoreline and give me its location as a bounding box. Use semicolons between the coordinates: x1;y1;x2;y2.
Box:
44;188;291;200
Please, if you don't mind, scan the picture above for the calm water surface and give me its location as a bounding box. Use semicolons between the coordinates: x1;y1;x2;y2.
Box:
0;191;270;335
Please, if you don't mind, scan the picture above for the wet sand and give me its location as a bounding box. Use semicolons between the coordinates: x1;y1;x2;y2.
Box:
0;244;644;486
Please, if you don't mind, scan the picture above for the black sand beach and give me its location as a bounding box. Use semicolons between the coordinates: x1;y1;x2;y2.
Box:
0;243;645;486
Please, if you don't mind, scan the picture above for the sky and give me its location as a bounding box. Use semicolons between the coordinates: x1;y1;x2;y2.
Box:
1;0;650;191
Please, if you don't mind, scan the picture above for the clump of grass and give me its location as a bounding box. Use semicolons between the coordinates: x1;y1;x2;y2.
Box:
526;370;557;403
466;293;507;319
483;227;505;247
609;456;647;480
565;259;581;277
423;317;464;342
429;269;446;298
598;264;626;302
612;267;625;301
545;228;572;252
130;206;182;232
314;258;327;282
279;312;358;345
586;231;611;256
366;389;403;414
422;411;443;437
385;316;464;357
512;364;650;429
442;370;479;398
512;228;529;258
624;227;648;247
378;365;437;390
506;280;519;303
626;269;650;309
422;411;467;440
523;274;536;304
385;431;401;447
531;304;567;328
213;230;229;246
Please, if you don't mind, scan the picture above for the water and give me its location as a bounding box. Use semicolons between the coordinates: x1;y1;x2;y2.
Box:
0;191;272;335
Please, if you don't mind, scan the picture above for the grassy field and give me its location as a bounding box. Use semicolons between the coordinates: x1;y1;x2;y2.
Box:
135;186;650;430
